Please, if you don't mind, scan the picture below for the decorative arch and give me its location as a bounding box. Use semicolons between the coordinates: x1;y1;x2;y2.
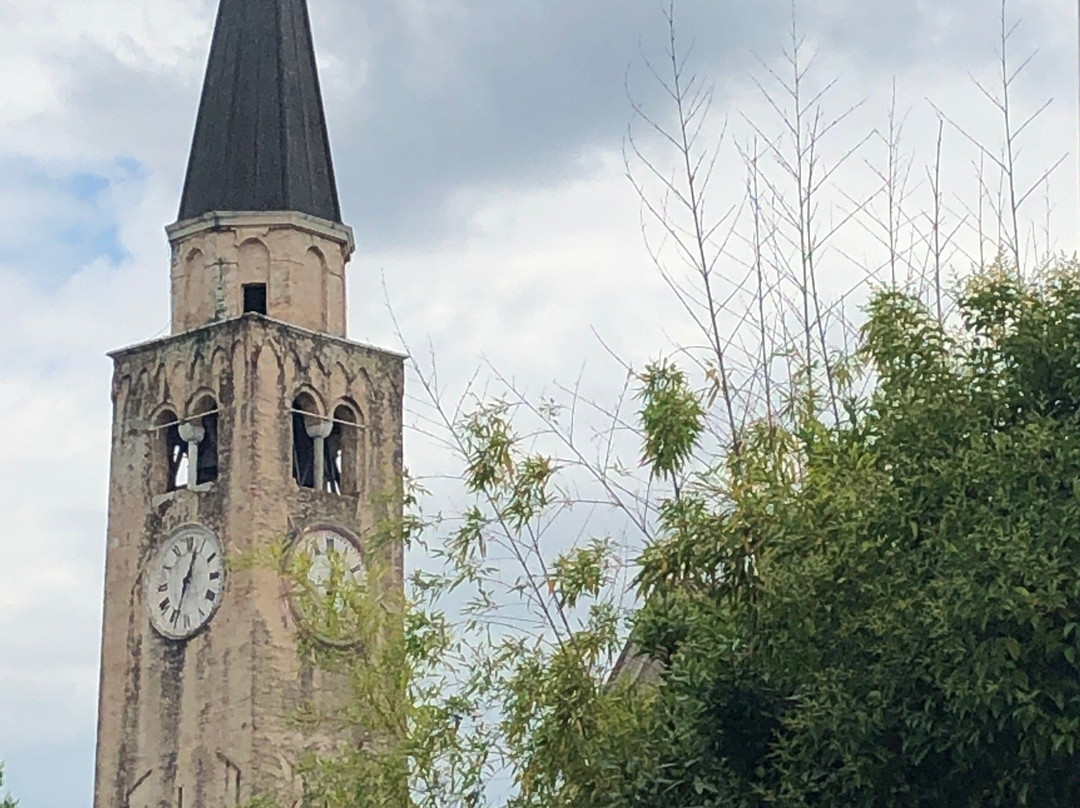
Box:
184;248;204;273
239;239;270;278
186;390;218;417
292;388;325;417
239;239;271;315
210;345;230;388
305;247;329;330
181;248;207;330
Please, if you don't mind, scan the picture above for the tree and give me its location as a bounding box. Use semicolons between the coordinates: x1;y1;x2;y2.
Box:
1;763;18;808
620;263;1080;807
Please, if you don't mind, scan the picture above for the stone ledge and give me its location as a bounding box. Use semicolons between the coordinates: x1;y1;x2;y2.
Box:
108;314;407;362
166;210;356;255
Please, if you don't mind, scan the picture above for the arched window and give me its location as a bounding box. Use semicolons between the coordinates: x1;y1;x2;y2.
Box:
292;393;321;489
326;404;362;495
239;239;271;317
190;395;220;486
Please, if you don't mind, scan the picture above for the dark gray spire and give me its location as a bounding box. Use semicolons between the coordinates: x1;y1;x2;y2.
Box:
179;0;342;223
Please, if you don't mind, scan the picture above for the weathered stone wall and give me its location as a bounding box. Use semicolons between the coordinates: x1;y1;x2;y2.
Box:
167;212;354;338
93;316;404;808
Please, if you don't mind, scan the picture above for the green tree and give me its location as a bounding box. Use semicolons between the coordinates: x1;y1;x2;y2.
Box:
1;763;18;808
624;264;1080;807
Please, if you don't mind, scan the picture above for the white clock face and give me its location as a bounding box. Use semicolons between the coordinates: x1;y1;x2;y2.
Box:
298;527;366;592
288;526;366;643
146;525;226;641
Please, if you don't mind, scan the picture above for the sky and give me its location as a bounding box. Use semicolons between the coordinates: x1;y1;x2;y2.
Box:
1;0;1079;805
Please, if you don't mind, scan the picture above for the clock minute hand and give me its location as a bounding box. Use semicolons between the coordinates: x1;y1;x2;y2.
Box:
179;551;197;606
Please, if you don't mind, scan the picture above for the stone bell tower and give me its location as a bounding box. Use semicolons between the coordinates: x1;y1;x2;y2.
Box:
92;1;405;805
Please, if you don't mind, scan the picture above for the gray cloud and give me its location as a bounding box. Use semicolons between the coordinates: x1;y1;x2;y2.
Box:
316;0;1080;248
11;0;1066;258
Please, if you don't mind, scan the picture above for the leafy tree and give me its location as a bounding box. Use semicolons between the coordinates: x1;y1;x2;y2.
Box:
1;763;18;808
623;264;1080;807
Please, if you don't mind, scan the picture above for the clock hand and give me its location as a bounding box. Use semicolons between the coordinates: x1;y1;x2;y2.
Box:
179;550;198;609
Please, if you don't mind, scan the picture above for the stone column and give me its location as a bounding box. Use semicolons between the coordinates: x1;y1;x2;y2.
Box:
306;418;334;492
178;421;205;490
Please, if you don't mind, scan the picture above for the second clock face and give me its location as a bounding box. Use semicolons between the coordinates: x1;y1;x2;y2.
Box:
288;526;367;643
297;527;366;592
147;525;226;641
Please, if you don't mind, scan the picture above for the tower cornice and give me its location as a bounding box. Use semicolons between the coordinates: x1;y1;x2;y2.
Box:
167;211;355;258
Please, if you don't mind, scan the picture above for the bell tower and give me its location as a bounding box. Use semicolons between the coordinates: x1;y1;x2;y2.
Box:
92;1;405;806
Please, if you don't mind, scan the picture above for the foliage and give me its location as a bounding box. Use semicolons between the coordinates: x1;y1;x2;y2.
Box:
250;400;636;808
637;361;705;483
280;264;1080;808
0;764;17;808
623;263;1080;807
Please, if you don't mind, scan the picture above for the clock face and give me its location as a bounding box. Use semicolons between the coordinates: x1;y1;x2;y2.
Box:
288;526;366;643
295;527;366;596
146;525;226;641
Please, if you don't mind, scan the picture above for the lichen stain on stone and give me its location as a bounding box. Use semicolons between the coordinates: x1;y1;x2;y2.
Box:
159;642;187;795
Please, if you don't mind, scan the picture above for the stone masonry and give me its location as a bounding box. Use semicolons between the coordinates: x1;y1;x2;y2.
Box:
93;315;404;807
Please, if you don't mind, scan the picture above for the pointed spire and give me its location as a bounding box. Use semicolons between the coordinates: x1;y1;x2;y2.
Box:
179;0;342;224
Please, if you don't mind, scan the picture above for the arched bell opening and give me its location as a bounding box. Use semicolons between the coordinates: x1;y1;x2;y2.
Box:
292;392;323;489
326;403;363;496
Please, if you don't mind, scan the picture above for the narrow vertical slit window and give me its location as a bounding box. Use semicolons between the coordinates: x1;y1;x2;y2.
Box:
243;283;268;315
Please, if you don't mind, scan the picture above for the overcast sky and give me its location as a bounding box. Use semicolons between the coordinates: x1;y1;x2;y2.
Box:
1;1;1078;805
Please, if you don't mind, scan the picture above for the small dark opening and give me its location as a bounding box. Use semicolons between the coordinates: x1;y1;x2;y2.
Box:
243;283;268;315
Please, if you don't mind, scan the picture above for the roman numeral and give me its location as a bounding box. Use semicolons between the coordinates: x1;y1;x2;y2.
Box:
209;571;221;581
172;546;184;558
183;614;191;629
158;583;169;593
350;565;362;575
327;537;336;552
170;609;181;625
206;589;217;602
159;598;171;612
206;553;217;563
